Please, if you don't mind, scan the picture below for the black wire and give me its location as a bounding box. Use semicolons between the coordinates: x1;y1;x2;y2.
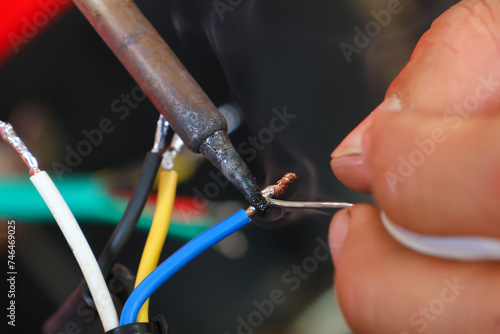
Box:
82;151;163;307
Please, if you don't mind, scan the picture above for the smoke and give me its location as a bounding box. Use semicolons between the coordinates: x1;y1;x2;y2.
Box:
251;131;336;228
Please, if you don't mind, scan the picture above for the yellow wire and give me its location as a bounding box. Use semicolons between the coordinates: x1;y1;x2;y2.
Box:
134;169;178;322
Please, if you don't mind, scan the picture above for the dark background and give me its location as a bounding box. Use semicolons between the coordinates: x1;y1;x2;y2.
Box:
0;0;458;333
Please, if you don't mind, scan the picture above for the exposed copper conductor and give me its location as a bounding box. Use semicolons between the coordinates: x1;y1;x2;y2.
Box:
264;172;297;197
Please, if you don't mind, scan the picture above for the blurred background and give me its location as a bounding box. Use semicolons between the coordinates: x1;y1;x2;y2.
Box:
0;0;458;333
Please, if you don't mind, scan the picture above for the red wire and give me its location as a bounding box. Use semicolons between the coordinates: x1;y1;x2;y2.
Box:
0;0;73;65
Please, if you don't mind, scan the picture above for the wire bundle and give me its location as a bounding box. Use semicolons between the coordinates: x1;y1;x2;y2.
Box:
80;117;170;308
3;118;328;331
0;118;253;330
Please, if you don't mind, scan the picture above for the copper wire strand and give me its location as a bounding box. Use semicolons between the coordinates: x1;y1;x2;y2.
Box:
265;172;297;197
246;172;353;217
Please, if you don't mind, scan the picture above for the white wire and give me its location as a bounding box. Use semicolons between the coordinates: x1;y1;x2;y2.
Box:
381;211;500;261
30;171;119;331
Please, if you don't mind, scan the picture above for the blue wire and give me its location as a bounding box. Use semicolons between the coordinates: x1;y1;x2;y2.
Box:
120;209;252;325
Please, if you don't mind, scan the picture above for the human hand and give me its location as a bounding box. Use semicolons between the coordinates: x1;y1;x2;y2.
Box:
329;1;500;333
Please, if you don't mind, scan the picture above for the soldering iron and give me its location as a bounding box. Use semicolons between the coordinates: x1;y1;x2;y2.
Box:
72;0;269;214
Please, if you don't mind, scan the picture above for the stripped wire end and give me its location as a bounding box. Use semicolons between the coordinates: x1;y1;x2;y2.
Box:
0;120;40;175
264;172;297;198
161;134;184;170
246;172;297;217
151;115;170;154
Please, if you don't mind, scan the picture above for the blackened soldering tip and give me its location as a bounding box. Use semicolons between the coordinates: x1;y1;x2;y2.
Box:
199;130;269;214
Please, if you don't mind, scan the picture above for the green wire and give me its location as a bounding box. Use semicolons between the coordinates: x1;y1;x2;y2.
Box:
0;174;211;240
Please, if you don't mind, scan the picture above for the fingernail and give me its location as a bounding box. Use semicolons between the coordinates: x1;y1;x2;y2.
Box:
329;209;350;264
378;94;402;113
330;95;401;159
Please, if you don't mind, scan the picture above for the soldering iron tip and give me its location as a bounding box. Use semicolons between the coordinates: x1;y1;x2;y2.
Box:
199;130;269;214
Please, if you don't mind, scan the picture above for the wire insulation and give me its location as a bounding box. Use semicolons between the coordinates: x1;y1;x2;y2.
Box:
134;170;178;322
120;209;251;325
30;171;119;331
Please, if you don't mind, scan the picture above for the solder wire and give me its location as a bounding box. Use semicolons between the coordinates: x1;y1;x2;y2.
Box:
134;169;178;322
0;121;119;331
269;198;353;209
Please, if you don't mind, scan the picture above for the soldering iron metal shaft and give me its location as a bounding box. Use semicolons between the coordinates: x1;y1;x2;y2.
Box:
73;0;268;212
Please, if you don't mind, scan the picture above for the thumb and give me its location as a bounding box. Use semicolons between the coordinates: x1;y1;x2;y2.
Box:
331;0;500;192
